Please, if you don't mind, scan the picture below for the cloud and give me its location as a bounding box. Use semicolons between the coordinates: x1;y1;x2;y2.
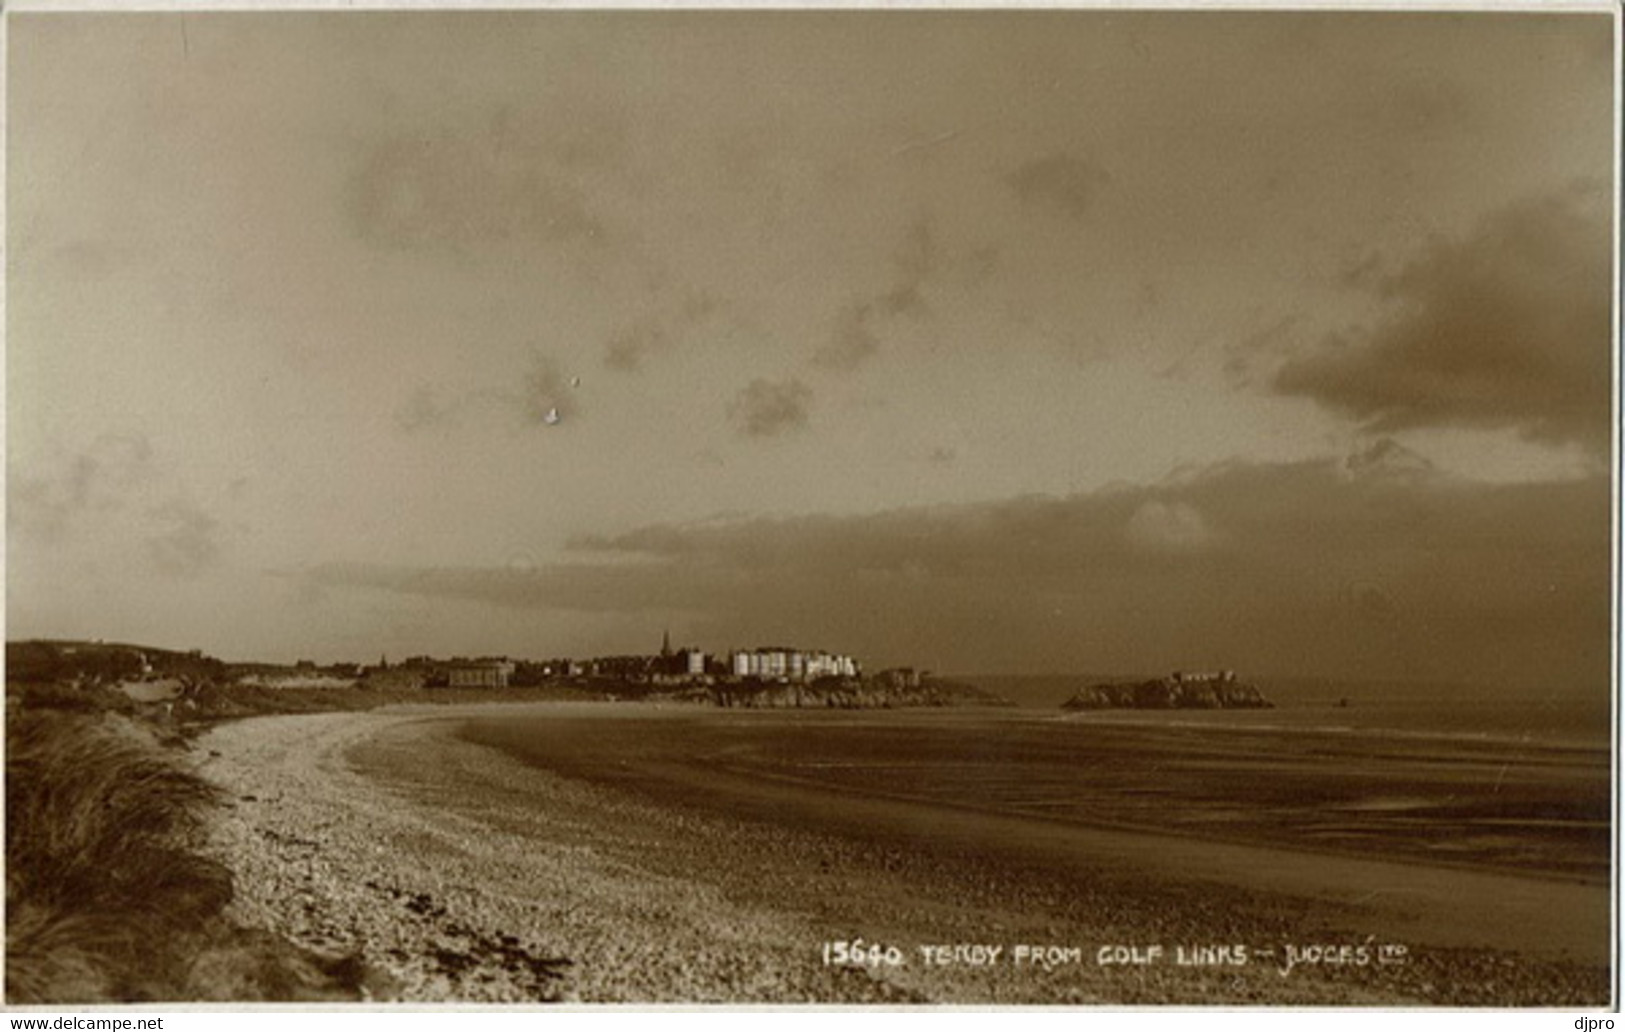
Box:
1363;77;1475;138
603;320;670;373
602;291;721;373
814;218;983;372
394;385;462;432
889;219;940;301
8;434;156;541
298;560;687;616
1221;315;1303;383
515;354;579;426
1273;185;1612;452
1343;437;1435;482
728;378;812;438
395;350;588;435
11;437;226;579
1007;152;1112;218
1125;501;1215;553
302;450;1610;690
145;499;222;578
347;125;602;253
814;303;882;372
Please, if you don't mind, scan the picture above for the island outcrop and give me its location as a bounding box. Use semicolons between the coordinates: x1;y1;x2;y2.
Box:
1062;670;1272;711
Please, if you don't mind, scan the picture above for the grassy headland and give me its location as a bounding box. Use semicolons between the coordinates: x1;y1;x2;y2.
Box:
3;641;592;1003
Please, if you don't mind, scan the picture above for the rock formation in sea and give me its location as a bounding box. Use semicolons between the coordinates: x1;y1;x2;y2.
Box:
1061;673;1272;711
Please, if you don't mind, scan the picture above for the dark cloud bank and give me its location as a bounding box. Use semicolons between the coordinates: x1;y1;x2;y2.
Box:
1275;185;1613;453
303;446;1609;693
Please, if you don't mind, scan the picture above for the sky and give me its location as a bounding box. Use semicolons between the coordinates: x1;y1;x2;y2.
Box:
6;7;1617;690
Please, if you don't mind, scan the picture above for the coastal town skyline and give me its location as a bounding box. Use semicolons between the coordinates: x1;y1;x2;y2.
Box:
7;9;1615;691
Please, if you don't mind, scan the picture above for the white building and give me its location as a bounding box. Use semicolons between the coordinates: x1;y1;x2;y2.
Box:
447;659;517;687
730;647;858;681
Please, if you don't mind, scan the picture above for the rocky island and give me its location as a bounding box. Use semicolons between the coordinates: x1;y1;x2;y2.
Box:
1062;670;1272;711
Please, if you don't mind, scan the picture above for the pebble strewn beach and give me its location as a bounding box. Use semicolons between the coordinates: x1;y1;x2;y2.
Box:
199;707;922;1002
197;704;1611;1005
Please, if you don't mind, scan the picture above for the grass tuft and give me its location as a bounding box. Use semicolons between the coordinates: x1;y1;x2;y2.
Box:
5;707;366;1002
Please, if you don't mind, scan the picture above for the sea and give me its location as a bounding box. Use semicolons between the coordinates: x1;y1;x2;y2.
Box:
959;674;1614;749
418;663;1617;998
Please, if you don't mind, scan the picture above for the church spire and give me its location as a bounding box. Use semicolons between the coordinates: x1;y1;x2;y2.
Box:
661;628;672;658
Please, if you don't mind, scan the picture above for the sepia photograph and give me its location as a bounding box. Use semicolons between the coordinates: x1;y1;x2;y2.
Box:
3;2;1618;1009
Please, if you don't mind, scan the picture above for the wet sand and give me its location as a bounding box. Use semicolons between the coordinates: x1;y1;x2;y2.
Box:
199;702;1612;1005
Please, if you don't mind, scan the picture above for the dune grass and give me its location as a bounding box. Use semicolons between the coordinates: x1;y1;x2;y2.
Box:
5;706;368;1003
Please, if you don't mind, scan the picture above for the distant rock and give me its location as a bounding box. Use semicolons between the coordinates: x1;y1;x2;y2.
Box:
1062;672;1272;711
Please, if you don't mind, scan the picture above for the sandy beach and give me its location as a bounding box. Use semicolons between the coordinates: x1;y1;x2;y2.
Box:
197;702;1611;1005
